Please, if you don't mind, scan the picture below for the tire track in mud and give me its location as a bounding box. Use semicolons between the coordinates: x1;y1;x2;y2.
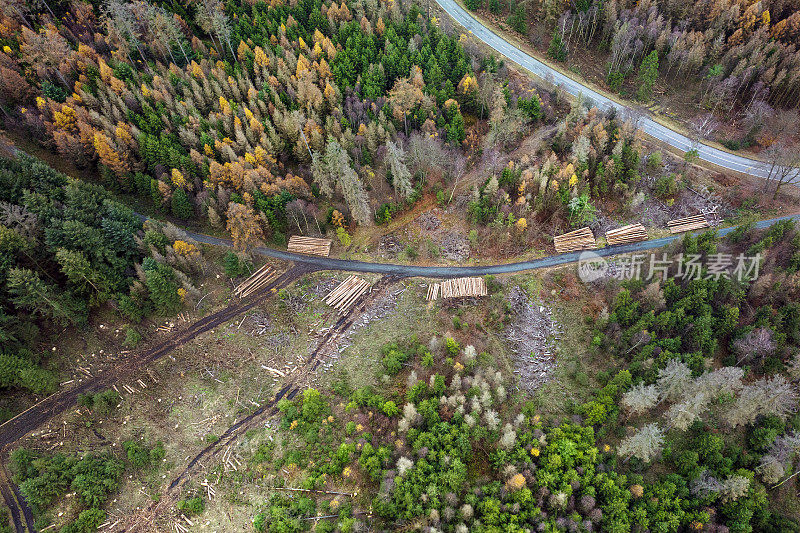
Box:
121;276;402;532
0;265;312;533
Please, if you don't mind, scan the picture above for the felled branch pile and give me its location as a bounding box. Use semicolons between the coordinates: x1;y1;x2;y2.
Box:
553;227;597;253
605;223;648;245
288;236;332;256
667;215;709;234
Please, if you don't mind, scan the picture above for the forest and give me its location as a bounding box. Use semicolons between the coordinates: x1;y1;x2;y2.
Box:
0;0;544;243
232;224;800;532
467;0;800;153
2;0;800;531
0;153;205;409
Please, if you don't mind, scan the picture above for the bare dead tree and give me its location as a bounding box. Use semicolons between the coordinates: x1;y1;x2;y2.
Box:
761;141;800;200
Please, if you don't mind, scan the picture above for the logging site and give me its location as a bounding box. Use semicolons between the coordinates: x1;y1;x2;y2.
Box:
2;0;800;531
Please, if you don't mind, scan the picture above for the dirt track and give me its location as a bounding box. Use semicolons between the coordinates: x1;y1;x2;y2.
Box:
0;265;311;533
120;275;401;532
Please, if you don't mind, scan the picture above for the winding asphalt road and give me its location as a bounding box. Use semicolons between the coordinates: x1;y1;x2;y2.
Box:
434;0;796;180
185;214;800;275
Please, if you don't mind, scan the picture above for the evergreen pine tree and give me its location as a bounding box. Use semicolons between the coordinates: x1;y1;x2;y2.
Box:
171;188;193;220
637;50;660;101
548;32;567;62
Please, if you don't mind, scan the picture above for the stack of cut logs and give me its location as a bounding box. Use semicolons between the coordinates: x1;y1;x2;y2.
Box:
288;235;332;256
440;277;487;299
324;275;371;314
605;223;648;245
426;283;441;301
233;265;279;298
553;227;597;253
667;215;709;234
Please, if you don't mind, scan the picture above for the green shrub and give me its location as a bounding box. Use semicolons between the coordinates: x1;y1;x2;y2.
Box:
123;326;141;348
445;337;460;357
61;508;106;533
301;389;328;422
123;440;165;469
547;32;567;61
176;496;205;516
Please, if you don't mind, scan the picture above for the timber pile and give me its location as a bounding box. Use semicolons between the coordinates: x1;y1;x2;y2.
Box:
605;223;648;245
324;275;371;314
288;235;332;256
426;283;441;301
553;227;597;253
440;277;487;299
667;215;709;234
233;265;280;298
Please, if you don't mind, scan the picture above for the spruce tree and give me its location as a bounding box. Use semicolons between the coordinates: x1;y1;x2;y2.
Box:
171;188;193;220
547;32;567;62
637;50;660;101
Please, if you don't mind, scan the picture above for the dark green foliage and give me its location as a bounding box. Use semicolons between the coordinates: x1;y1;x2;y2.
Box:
14;450;123;517
143;228;169;253
548;32;567;62
222;251;250;277
607;70;625;91
123;440;165;469
41;80;67;103
380;343;411;375
77;389;121;417
60;508;106;533
170;188;193;220
654;173;678;198
517;94;543;121
0;154;151;397
142;258;181;314
252;494;307;532
508;3;528;34
0;351;56;395
465;0;482;10
636;50;659;101
176;497;205;516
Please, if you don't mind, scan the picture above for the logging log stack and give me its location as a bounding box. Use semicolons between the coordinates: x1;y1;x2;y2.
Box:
426;283;441;301
440;277;487;299
233;265;280;298
324;275;372;314
605;224;648;246
553;227;598;254
288;236;332;256
667;215;709;234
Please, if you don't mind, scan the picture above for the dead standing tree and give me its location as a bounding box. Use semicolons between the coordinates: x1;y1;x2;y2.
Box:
761;141;800;200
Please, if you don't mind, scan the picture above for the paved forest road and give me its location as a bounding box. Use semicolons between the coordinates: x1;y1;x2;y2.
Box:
434;0;788;179
184;215;800;276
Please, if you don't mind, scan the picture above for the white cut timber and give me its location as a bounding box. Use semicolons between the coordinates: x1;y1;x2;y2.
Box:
554;227;597;253
605;223;648;245
440;277;487;299
288;236;332;256
667;215;709;234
